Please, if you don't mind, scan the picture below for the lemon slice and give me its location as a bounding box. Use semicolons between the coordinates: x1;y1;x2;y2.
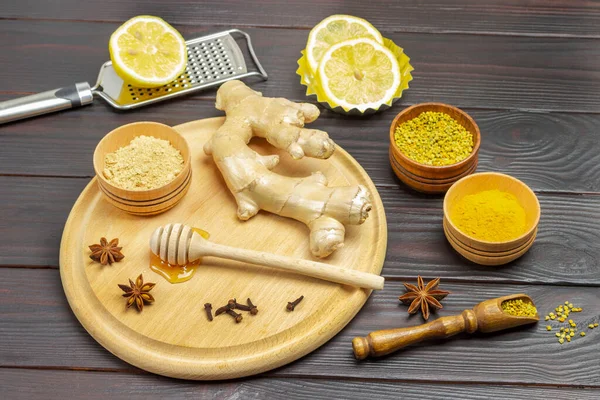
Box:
317;38;401;112
109;16;187;88
306;15;383;74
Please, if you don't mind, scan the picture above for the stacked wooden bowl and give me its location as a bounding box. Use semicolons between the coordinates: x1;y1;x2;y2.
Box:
93;122;192;216
443;172;540;266
389;103;481;194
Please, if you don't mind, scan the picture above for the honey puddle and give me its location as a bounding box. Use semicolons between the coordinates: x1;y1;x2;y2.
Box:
149;227;210;284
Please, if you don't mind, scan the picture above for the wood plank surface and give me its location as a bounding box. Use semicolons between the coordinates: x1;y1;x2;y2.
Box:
3;0;600;38
2;176;599;284
1;369;599;400
1;268;599;386
2;99;600;193
0;177;88;266
2;21;600;113
1;0;599;396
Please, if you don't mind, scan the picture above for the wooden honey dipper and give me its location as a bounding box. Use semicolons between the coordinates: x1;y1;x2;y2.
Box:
149;223;384;290
352;294;539;359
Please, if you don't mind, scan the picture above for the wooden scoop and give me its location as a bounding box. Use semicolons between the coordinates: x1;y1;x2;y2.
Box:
352;294;539;359
149;223;384;290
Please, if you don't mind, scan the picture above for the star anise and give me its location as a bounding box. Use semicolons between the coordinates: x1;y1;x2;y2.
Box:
399;276;450;321
89;237;124;265
118;274;156;312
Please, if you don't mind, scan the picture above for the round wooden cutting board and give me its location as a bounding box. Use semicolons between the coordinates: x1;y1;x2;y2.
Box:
60;117;387;380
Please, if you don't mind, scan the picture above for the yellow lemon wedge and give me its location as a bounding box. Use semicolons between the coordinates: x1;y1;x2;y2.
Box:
109;16;187;88
317;38;401;112
306;15;383;74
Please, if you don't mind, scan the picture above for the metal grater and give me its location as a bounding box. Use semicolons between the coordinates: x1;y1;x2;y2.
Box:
0;29;267;124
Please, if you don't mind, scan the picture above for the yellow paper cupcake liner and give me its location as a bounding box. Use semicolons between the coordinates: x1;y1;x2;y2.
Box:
296;37;414;116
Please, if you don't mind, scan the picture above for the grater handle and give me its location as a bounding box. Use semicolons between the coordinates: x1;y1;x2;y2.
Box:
228;29;269;80
0;82;93;124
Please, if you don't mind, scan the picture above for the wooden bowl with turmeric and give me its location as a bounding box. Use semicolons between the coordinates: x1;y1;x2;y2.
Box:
93;121;192;216
443;220;538;266
389;103;480;194
443;172;541;264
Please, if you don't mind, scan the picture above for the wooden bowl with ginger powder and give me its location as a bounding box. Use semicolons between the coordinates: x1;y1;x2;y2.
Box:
389;103;480;194
93;121;191;215
443;172;541;264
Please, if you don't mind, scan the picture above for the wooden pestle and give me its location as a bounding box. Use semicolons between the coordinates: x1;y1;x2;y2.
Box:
149;223;384;290
352;294;538;359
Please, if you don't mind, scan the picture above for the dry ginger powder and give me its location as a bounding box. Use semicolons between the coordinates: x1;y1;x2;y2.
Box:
450;189;527;242
104;135;184;190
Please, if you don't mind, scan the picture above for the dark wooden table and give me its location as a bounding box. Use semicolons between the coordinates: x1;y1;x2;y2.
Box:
2;1;600;398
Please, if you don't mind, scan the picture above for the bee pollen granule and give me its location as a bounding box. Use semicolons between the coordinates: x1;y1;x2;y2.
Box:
393;111;474;166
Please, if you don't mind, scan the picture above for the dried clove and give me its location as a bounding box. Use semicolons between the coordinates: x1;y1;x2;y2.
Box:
215;302;235;316
247;298;258;315
204;303;213;321
209;297;258;321
229;298;252;312
287;295;304;312
226;309;243;323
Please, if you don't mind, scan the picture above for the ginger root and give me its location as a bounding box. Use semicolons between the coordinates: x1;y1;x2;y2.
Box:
203;81;372;258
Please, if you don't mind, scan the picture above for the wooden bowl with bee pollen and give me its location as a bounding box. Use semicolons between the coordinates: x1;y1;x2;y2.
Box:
443;172;541;264
93;121;192;216
389;103;480;194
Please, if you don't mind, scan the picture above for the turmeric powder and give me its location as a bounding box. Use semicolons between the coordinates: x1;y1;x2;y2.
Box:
450;189;527;242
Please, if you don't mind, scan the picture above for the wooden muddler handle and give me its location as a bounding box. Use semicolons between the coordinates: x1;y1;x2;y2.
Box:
352;310;477;359
197;240;385;290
